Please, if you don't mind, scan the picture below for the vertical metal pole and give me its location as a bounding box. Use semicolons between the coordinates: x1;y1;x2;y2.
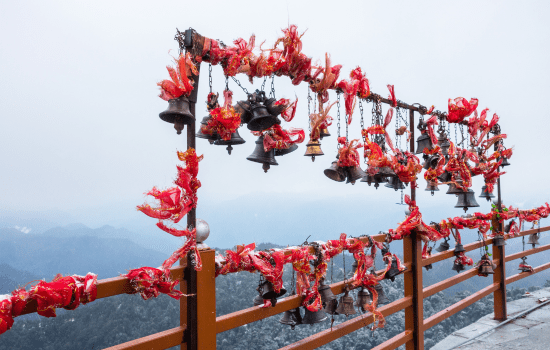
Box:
404;110;424;350
493;168;507;320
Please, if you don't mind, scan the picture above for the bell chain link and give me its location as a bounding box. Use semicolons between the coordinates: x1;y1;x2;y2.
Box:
208;63;213;94
337;92;341;149
261;76;267;92
270;74;276;99
307;88;312;133
231;76;248;95
225;75;229;92
359;99;367;164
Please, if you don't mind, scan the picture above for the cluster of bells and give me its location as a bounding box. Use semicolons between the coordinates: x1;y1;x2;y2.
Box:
253;258;405;330
416;125;510;212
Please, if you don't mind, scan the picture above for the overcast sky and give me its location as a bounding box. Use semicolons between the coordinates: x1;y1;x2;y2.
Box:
1;1;549;245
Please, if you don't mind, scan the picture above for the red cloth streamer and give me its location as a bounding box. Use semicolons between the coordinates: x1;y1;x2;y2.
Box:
424;115;439;146
383;108;396;153
123;267;185;301
387;85;397;107
337;138;363;167
447;97;479;123
309;101;335;141
263;124;305;151
158;52;198;101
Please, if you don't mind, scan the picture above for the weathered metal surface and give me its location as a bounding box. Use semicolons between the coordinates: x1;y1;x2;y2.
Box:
505;243;550;263
103;326;186;350
506;261;550;284
279;296;413;350
424;283;499;330
371;330;414;350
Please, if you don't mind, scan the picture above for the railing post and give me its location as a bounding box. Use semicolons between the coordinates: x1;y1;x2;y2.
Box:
492;175;507;321
404;110;424;350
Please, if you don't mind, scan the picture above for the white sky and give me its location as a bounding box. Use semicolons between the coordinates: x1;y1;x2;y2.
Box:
1;1;549;240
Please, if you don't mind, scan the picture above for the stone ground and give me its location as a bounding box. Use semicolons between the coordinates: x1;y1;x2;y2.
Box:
431;287;550;350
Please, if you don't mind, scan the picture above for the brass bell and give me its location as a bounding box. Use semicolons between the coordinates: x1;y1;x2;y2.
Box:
265;97;286;117
500;157;510;167
159;95;194;134
302;307;328;325
385;257;404;282
479;264;495;275
334;290;357;316
324;159;346;182
258;280;286;301
493;234;506;247
423;155;440;170
385;176;406;191
446;178;464;195
320;127;331;139
452;261;465;273
519;257;532;273
354;288;372;312
235;100;252;124
275;144;298;157
437;131;451;156
318;279;336;304
425;263;433;271
279;307;302;330
436;237;451;253
438;171;452;183
425;180;439;196
303;140;324;162
374;283;390;305
455;189;480;212
348;260;358;278
247;136;278;173
323;298;339;315
253;294;264;306
415;133;433;154
345;166;366;185
479;185;495;201
360;173;373;185
196;116;219;143
247;91;277;131
504;220;515;234
214;130;246;155
528;233;540;247
454;243;466;255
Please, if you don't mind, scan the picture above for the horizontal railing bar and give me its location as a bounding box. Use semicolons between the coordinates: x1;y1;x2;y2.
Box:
505;243;550;263
424;283;499;330
370;330;413;350
512;226;550;239
278;296;413;350
423;240;492;266
215;263;411;334
102;326;186;350
16;265;185;317
423;262;496;298
506;261;550;284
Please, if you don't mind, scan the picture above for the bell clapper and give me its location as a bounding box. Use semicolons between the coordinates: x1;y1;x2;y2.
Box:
262;162;270;173
311;155;315;162
226;145;233;155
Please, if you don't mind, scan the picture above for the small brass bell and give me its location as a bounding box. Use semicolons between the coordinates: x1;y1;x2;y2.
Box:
279;307;302;330
345;166;366;185
302;307;328;325
385;176;406;191
452;261;465;273
423;155;440;170
500;157;510;167
258;280;286;301
374;283;390;305
323;298;339;315
303;140;324;162
247;91;277;131
361;173;373;185
385;257;404;282
247;135;278;173
519;257;532;273
253;294;264;306
455;189;480;212
454;243;466;255
425;180;439;196
318;279;336;305
196;116;219;143
320;127;331;139
214;130;246;155
528;233;540;247
159;95;194;134
437;131;451;156
479;185;495;201
415;133;433;154
275;144;298;156
334;290;357;316
493;234;506;247
324;159;346;182
436;238;451;253
354;288;372;312
479;264;495;275
425;247;433;271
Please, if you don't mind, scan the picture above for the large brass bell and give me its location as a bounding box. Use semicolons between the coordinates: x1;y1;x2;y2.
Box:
425;180;439;196
258;280;286;304
528;233;540;247
214;130;245;155
265;97;286;117
354;288;372;312
196;116;218;143
446;178;464;195
279;307;302;330
345;166;366;185
374;283;390;305
493;234;506;247
247;91;277;131
334;290;357;316
302;307;328;325
454;243;465;255
320;127;331;139
455;189;480;212
323;299;339;315
479;185;495;201
385;176;406;191
275;144;298;157
438;171;452;183
452;260;465;273
415;133;433;154
324;159;346;182
303;140;324;162
318;279;336;305
435;237;451;253
235;100;252;124
437;130;451;156
423;155;440;170
247;135;278;173
159;95;194;134
385;257;404;282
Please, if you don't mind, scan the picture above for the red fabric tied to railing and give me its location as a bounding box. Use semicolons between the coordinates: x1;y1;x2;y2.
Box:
124;267;185;301
337;138;363;167
447;97;479;123
158;52;198;101
201;90;242;141
309;101;335;141
263;124;305;151
387;85;397;107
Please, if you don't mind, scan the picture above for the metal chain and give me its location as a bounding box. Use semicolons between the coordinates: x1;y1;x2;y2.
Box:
231;76;248;95
208;63;213;93
225;76;229;91
459;124;465;148
337;92;341;149
307;88;312;133
261;76;267;92
270;74;276;99
454;124;458;145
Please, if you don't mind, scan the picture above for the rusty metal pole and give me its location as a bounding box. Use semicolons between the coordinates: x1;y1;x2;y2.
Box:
404;110;424;350
492;167;507;320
